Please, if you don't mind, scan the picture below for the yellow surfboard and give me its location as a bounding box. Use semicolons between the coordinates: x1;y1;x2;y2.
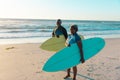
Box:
40;35;84;52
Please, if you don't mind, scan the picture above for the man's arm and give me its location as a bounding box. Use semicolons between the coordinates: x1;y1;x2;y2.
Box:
62;27;68;40
52;27;56;37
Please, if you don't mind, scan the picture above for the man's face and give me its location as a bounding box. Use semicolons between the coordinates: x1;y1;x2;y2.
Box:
56;20;61;26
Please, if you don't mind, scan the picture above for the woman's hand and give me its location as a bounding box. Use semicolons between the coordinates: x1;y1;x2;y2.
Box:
65;43;70;47
80;57;85;63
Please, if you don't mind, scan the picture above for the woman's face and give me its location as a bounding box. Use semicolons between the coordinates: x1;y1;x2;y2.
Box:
70;27;76;34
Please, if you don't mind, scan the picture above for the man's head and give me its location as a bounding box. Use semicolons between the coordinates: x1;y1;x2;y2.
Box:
56;19;62;26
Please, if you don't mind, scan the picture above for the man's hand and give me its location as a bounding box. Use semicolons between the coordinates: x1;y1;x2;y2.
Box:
56;35;59;38
52;35;55;37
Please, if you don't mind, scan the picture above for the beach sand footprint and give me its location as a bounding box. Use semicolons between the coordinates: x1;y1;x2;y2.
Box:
106;56;119;60
6;46;15;50
115;66;120;69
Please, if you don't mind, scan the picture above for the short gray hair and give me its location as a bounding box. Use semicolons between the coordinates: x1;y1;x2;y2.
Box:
71;24;78;32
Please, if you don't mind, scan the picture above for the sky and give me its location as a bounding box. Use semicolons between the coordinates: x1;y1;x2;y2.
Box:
0;0;120;20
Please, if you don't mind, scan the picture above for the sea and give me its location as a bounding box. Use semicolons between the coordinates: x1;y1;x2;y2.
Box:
0;18;120;44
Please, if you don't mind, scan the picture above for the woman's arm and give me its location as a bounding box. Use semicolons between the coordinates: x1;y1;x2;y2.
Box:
77;41;85;63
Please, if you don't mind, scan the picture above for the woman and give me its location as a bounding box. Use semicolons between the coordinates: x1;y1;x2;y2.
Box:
64;25;85;80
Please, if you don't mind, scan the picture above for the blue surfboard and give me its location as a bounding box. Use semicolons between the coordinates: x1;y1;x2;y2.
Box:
42;37;105;72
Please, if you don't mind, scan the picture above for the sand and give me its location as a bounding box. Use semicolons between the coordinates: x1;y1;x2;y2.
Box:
0;38;120;80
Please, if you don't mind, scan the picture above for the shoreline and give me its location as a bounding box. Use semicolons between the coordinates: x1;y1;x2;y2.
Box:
0;37;120;45
0;38;120;80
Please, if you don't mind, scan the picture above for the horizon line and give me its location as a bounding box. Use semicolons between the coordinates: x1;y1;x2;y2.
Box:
0;17;120;22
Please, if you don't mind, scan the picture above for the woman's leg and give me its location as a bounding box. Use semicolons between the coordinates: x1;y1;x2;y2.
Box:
64;68;71;79
73;66;77;80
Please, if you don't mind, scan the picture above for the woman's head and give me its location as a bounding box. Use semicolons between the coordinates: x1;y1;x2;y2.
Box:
70;25;78;34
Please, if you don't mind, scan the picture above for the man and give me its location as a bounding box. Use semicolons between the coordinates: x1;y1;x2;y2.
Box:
52;19;68;39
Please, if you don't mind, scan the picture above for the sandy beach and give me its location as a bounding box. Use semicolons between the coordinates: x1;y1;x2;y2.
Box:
0;38;120;80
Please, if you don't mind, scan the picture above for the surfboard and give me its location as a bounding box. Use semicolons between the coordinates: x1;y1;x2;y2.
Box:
42;37;105;72
40;35;84;51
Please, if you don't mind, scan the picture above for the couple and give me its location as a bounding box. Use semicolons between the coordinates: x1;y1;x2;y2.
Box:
52;19;85;80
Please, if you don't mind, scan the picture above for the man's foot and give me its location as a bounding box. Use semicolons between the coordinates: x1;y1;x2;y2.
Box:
64;75;70;79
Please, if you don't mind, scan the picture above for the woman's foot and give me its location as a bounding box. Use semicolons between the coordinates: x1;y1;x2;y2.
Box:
73;77;76;80
64;75;70;79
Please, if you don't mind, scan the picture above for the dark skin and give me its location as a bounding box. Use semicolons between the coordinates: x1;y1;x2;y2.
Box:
77;40;85;63
65;26;85;80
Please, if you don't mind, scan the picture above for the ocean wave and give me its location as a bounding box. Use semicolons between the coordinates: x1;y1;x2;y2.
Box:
0;32;52;39
0;29;53;33
0;19;120;40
